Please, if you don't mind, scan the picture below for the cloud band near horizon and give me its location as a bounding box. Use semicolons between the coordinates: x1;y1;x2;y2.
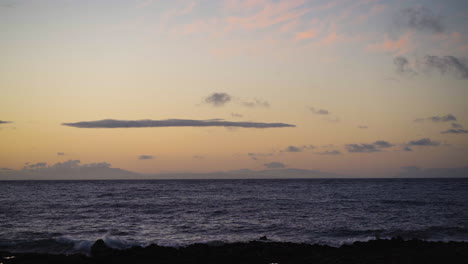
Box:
62;119;296;129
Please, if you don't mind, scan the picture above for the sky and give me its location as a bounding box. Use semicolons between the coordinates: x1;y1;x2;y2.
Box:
1;0;468;178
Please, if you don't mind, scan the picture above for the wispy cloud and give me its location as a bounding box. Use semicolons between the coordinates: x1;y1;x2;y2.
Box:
0;120;12;124
241;99;270;108
424;55;468;79
295;29;318;41
316;150;341;155
63;119;295;129
367;33;411;54
441;129;468;134
394;56;468;79
452;123;463;129
159;1;197;28
394;56;417;76
248;152;274;160
204;93;270;108
309;107;329;115
57;152;65;156
25;162;47;169
396;7;444;34
414;114;457;123
226;0;310;31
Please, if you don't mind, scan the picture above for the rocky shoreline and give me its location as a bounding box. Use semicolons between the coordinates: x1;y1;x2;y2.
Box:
1;237;468;264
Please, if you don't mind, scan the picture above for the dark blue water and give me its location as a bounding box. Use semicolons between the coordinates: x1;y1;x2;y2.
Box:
1;179;468;254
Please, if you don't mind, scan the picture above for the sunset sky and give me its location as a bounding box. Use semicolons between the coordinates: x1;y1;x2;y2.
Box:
1;0;467;177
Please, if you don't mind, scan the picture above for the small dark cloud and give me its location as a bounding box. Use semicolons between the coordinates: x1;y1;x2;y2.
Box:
452;123;463;129
264;162;286;169
205;93;232;106
403;146;413;152
374;140;394;148
441;129;468;134
193;155;204;159
424;56;468;79
0;168;13;171
282;145;314;153
25;162;47;169
396;7;444;33
138;155;154;160
231;113;243;118
358;125;368;129
309;107;329;115
248;152;274;161
316;150;341;155
0;120;12;124
394;56;417;76
407;138;440;146
414;114;457;123
63;119;295;129
285;146;301;152
346;144;381;153
345;140;394;153
57;152;65;156
241;99;270;108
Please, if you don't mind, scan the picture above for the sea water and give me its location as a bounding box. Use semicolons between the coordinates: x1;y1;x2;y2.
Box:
1;178;467;254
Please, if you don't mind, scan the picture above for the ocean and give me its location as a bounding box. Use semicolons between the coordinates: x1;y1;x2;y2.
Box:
1;178;468;254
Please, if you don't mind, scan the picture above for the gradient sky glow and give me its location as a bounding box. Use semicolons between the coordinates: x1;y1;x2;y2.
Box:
1;0;468;177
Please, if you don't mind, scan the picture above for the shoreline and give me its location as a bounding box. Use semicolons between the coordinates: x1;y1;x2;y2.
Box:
2;237;468;264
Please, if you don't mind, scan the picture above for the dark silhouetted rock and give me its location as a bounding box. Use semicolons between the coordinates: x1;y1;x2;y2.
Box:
3;238;468;264
90;239;115;258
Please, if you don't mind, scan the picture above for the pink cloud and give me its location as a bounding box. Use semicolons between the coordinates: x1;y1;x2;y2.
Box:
295;29;318;41
278;20;299;33
366;33;412;54
320;30;339;45
226;0;310;31
159;1;197;29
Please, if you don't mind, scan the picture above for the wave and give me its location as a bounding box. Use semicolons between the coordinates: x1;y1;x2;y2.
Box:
324;226;468;246
2;226;468;255
0;233;145;255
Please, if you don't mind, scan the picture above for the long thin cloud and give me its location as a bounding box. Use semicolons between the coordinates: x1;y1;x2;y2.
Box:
414;114;457;123
62;119;295;129
441;129;468;134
